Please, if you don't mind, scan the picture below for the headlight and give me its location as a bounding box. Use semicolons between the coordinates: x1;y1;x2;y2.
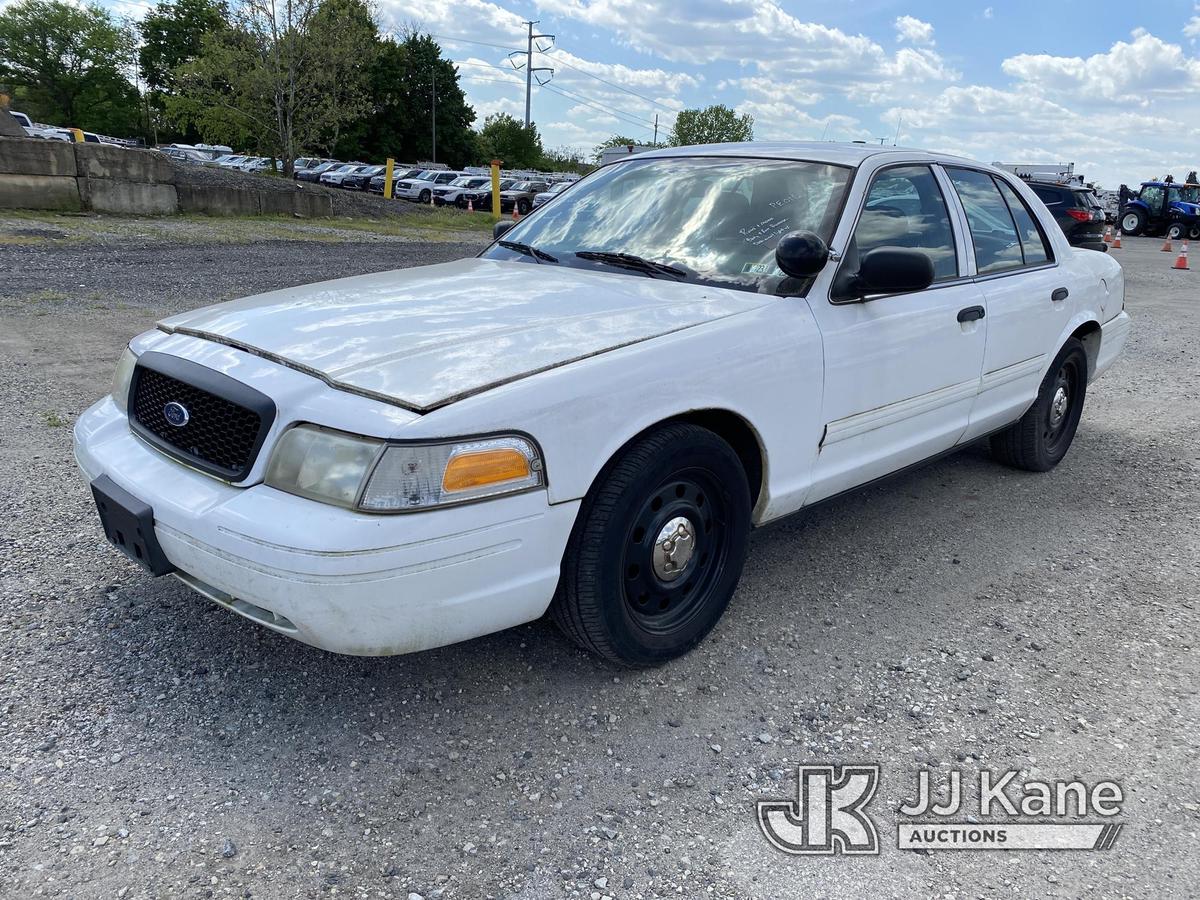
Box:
111;346;137;413
264;426;544;512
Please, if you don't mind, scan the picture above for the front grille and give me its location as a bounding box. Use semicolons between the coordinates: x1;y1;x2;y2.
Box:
129;353;275;481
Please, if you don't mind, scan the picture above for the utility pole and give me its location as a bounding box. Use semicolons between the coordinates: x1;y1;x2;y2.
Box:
431;69;437;163
510;21;554;128
653;114;658;145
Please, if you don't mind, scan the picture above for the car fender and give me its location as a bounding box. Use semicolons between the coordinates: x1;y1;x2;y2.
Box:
399;300;826;524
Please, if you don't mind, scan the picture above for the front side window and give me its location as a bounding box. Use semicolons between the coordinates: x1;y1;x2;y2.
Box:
946;168;1024;274
482;156;852;295
852;165;958;281
995;179;1052;266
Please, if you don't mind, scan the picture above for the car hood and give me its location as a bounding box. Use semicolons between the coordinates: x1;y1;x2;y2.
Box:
158;257;773;412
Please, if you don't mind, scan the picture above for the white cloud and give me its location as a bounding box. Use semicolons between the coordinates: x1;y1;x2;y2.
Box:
894;15;935;46
983;6;994;19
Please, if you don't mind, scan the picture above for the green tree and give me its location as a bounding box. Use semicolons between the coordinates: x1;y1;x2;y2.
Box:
340;32;476;166
476;112;542;170
668;104;753;146
539;145;591;175
0;0;140;135
138;0;230;143
168;0;377;173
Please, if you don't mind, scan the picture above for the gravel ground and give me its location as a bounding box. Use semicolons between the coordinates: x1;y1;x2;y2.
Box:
0;223;1197;900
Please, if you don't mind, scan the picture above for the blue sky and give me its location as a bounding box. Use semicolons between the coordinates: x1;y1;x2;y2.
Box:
95;0;1200;186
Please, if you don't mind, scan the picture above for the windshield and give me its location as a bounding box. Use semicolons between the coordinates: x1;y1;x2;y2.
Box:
416;171;438;181
482;156;852;294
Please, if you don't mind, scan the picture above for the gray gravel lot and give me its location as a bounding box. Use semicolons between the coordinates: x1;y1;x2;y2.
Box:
0;222;1197;900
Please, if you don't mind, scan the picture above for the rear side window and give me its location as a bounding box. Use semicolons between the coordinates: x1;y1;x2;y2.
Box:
946;168;1024;274
1031;186;1063;207
853;165;958;281
995;179;1052;266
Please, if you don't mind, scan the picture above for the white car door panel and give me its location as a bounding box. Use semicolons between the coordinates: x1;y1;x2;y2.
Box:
805;163;988;505
941;167;1077;441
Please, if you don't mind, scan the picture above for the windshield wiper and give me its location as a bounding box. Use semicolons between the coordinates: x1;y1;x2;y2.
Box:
574;250;687;279
498;240;558;264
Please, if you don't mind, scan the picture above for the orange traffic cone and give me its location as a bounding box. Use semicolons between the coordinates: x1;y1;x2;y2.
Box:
1162;236;1174;252
511;206;521;221
1111;229;1122;249
466;199;474;213
1173;240;1190;270
1102;225;1112;243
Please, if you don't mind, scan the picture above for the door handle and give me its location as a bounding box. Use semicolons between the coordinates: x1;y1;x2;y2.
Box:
1052;287;1069;302
957;305;985;323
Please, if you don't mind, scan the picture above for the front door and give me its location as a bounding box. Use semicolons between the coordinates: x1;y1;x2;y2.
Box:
805;163;988;504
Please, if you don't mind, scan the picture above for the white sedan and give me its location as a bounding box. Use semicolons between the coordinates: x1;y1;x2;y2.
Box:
74;142;1130;665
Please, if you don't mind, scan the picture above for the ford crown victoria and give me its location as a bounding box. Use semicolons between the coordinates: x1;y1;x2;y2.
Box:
74;143;1131;665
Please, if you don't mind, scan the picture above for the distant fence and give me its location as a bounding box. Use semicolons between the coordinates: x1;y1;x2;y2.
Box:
0;138;335;218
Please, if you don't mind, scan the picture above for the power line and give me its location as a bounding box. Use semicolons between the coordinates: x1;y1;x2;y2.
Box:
431;30;677;125
453;59;658;134
544;53;678;119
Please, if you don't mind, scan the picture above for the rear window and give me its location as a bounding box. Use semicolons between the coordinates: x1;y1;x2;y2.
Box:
1070;190;1098;210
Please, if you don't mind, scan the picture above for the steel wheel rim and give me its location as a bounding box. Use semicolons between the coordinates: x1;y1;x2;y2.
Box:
1044;357;1081;453
621;468;730;635
1121;213;1139;232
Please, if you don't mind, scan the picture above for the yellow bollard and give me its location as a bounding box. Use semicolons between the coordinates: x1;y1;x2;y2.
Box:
383;157;394;200
490;159;502;220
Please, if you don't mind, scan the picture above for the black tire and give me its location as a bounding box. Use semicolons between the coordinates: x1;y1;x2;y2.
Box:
517;197;532;215
551;423;751;666
990;339;1088;472
418;189;431;204
1120;209;1145;236
1168;222;1186;241
1188;224;1200;240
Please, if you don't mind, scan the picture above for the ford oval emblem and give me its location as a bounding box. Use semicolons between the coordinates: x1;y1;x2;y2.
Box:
163;401;190;428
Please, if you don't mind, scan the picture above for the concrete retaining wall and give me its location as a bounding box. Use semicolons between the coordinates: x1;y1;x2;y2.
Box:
0;137;332;218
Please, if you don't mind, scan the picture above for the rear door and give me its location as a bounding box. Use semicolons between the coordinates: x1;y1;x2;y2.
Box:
942;168;1072;441
804;163;989;503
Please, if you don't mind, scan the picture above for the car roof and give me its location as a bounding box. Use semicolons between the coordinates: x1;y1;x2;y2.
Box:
631;141;979;169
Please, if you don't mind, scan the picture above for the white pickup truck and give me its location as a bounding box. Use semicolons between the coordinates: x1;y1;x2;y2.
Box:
75;142;1130;665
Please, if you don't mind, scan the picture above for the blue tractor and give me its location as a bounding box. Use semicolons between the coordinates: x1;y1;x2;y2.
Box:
1118;179;1200;239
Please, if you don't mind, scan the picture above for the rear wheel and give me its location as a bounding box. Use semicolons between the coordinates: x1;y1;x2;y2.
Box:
1120;209;1145;236
551;423;751;666
990;339;1088;472
418;189;431;204
1188;224;1200;240
517;197;532;215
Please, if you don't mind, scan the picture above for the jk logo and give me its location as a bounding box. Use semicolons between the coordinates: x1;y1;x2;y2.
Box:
757;764;880;855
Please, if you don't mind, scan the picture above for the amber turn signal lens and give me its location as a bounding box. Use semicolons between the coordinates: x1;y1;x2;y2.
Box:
442;448;531;493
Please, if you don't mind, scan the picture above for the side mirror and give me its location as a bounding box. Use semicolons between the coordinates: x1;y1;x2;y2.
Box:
493;220;516;240
774;230;829;278
854;248;935;297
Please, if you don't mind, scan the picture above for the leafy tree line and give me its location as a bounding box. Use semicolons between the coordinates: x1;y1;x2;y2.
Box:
1;0;754;174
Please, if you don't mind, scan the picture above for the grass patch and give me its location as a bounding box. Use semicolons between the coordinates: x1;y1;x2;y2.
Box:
43;411;67;427
29;289;70;303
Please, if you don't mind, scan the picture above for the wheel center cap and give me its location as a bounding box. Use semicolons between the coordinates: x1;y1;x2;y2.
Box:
652;516;696;582
1050;386;1069;426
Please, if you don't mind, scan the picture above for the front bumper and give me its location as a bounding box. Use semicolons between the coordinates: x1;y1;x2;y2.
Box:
74;397;579;656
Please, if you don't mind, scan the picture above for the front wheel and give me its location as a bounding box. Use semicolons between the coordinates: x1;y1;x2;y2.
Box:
418;189;431;204
990;339;1088;472
551;423;751;666
1168;222;1187;240
1120;209;1145;236
517;198;532;215
1188;224;1200;240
